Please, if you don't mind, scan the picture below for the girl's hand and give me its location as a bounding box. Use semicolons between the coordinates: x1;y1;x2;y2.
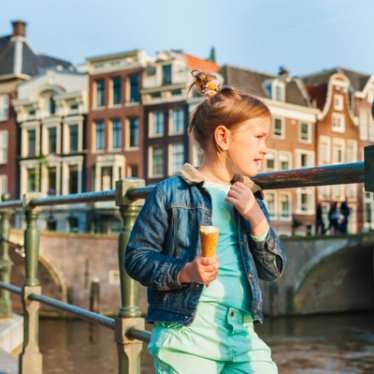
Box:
225;182;269;236
178;256;219;286
225;181;256;218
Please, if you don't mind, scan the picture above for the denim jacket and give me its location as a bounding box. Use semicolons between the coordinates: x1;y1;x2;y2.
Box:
124;163;287;325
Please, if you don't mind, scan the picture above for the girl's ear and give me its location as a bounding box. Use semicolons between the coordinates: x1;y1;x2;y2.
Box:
214;125;231;152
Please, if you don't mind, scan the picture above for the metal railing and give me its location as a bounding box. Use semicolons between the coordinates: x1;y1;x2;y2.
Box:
0;145;373;374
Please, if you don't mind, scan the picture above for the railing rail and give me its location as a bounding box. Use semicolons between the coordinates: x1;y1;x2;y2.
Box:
0;147;373;374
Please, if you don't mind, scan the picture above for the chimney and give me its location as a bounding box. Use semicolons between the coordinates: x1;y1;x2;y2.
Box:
11;20;26;38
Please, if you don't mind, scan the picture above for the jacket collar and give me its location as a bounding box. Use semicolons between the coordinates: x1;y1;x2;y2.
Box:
177;163;263;198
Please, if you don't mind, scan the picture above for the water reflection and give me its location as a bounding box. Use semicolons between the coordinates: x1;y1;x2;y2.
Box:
39;312;374;373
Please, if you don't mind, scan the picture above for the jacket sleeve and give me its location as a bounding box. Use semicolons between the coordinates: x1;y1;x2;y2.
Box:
247;198;287;281
124;183;188;291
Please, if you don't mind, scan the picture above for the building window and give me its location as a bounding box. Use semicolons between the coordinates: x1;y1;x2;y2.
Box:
69;125;79;153
346;139;357;163
27;168;37;192
68;216;79;233
49;97;56;115
0;131;8;163
265;151;276;171
68;165;79;194
48;127;57;154
297;187;314;213
332;141;344;163
149;145;164;178
169;142;184;175
279;152;291;170
128;117;139;148
95;79;105;107
319;136;331;164
95;120;105;150
300;122;311;142
273;81;285;101
128;164;138;177
0;175;7;195
101;166;112;190
334;94;344;110
112;119;122;149
47;167;57;195
279;193;291;219
0;95;9;121
129;74;140;103
265;192;276;219
162;64;172;85
149;112;164;137
332;112;345;132
170;108;185;135
297;150;314;168
28;129;36;157
112;76;122;105
273;118;284;138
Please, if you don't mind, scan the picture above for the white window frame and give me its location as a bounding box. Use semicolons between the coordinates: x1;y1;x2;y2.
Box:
168;108;185;136
149;111;165;138
0;130;8;164
332;138;345;164
168;142;184;176
278;192;292;221
272;117;285;139
265;149;277;171
278;151;292;170
346;139;357;163
272;80;285;101
299;122;312;143
319;135;331;165
0;175;7;195
295;149;315;168
296;187;315;215
0;95;9;121
148;145;164;178
264;191;277;220
332;112;345;133
334;94;344;111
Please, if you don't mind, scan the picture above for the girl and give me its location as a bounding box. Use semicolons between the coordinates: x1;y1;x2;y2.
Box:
125;71;287;373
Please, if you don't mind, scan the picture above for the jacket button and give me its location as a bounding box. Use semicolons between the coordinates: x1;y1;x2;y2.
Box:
248;273;253;279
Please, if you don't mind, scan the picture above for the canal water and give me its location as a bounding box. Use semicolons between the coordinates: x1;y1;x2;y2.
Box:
39;312;374;373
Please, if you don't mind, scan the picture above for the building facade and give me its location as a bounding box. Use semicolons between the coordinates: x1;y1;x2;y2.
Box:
13;69;88;231
142;50;220;185
85;50;146;232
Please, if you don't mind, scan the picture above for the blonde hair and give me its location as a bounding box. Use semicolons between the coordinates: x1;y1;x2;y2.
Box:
188;70;271;151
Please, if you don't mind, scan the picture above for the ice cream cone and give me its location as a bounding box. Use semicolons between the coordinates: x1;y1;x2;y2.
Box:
199;225;219;257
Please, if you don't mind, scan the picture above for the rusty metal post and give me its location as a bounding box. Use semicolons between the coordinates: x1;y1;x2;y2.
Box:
115;178;146;374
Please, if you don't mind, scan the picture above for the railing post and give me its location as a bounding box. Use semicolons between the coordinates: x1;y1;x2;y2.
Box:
115;178;146;374
0;208;12;318
364;145;374;192
19;196;43;374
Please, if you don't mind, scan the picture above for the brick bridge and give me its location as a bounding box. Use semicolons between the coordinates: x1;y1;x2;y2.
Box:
7;229;374;317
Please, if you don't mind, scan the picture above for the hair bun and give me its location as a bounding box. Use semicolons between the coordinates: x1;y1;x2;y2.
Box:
189;69;222;97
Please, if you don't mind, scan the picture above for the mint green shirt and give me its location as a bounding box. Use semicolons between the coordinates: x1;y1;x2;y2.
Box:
199;181;253;312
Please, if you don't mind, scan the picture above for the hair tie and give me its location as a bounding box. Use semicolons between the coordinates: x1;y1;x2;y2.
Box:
190;70;222;97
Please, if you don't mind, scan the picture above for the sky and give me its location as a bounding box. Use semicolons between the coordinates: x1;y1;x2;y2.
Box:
1;0;374;77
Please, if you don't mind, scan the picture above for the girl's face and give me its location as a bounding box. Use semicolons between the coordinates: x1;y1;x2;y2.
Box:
216;116;270;177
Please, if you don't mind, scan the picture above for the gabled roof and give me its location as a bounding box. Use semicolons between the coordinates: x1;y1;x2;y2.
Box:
302;67;370;92
0;33;74;78
220;65;311;107
184;53;220;73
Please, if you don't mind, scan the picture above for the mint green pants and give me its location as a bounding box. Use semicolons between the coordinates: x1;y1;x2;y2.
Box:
148;302;278;373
